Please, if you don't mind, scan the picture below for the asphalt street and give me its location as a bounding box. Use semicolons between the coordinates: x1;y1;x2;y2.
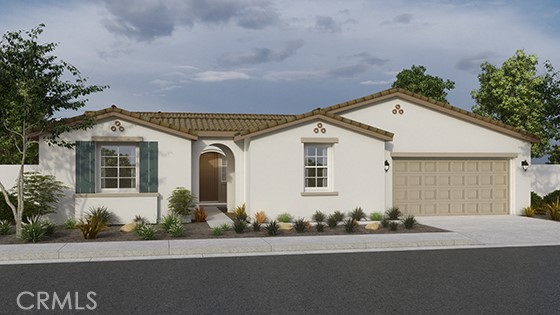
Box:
1;246;559;314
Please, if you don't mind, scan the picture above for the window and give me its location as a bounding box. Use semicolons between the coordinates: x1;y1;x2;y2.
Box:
304;144;329;190
220;157;227;183
100;144;138;190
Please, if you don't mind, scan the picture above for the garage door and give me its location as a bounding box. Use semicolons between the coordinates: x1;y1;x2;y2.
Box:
393;159;509;215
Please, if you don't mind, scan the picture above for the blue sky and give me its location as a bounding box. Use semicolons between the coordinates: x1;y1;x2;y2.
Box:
1;0;560;115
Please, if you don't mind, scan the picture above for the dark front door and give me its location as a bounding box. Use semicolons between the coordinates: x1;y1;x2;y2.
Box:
200;153;219;201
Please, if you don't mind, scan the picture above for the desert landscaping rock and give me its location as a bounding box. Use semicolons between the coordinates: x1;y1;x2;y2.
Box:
365;222;380;230
278;222;293;231
120;222;137;233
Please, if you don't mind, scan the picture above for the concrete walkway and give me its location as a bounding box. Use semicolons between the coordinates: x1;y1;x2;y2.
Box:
204;206;233;229
0;215;559;264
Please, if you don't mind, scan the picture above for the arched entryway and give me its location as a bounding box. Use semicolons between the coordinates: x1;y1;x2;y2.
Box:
199;144;234;208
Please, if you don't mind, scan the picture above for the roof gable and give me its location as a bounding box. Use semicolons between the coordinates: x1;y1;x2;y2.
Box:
323;88;539;143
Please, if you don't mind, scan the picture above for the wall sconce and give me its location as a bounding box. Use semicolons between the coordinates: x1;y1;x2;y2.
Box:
521;160;529;171
384;160;390;172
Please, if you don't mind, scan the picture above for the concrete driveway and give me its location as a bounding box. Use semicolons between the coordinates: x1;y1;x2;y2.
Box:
418;215;560;247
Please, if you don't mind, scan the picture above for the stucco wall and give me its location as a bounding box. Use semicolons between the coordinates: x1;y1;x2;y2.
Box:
38;116;192;223
339;97;533;215
531;164;560;197
247;119;387;219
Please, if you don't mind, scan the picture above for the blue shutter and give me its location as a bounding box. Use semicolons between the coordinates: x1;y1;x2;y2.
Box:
139;142;158;193
75;141;96;193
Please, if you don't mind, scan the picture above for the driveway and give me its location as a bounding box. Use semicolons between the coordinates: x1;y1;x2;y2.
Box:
418;215;560;247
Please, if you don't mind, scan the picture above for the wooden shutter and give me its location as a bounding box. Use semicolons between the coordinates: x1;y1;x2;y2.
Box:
75;141;96;193
139;142;158;193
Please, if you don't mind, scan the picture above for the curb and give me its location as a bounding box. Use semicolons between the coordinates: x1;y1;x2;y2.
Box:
0;232;481;262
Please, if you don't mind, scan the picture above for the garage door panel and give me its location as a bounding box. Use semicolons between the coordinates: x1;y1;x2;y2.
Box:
393;159;509;216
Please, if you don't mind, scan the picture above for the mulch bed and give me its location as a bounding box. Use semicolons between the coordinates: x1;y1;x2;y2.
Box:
0;222;447;244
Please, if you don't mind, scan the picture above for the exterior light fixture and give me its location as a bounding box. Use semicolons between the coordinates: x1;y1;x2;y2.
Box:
521;160;529;171
384;160;390;172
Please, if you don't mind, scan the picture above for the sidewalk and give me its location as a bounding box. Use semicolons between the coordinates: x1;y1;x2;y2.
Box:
1;215;559;264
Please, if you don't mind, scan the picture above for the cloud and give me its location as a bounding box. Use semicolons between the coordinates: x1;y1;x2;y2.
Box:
456;51;496;71
263;70;324;81
382;13;413;25
349;52;389;66
193;71;251;82
100;0;279;41
327;64;370;78
314;16;342;33
219;40;304;66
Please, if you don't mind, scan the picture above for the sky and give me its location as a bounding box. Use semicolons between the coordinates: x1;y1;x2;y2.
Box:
1;0;560;116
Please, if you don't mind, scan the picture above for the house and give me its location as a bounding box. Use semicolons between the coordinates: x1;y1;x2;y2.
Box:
30;88;537;223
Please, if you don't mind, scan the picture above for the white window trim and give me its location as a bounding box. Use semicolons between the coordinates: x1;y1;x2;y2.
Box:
97;143;140;193
303;143;335;193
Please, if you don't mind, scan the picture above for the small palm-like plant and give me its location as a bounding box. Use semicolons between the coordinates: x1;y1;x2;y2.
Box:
312;211;326;223
401;214;417;229
294;218;307;233
233;219;247;233
349;207;366;221
265;220;279;236
385;207;402;220
277;212;293;223
343;218;358;233
332;211;345;222
254;211;267;224
522;206;536;217
168;187;197;216
233;204;248;222
194;207;207;222
0;219;11;235
546;198;560;221
327;214;338;228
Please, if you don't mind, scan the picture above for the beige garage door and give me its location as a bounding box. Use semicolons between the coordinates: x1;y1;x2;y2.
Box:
393;159;509;215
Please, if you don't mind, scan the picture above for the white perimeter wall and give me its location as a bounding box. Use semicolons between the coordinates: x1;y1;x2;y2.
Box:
531;164;560;197
247;118;387;219
339;97;533;215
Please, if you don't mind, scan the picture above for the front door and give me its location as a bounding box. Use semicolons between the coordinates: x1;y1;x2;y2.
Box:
200;153;219;202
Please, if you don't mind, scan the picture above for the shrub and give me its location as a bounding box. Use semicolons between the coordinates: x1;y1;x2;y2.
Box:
277;212;293;223
327;215;338;228
233;204;248;222
389;221;399;231
252;221;261;232
160;214;182;233
532;192;546;215
135;223;156;240
88;206;112;225
546;198;560;221
401;215;417;229
212;226;224;235
369;212;383;221
265;220;279;236
194;207;207;222
219;223;230;231
0;219;11;235
312;211;326;223
21;216;51;243
544;190;560;205
332;211;345;222
168;187;197;216
350;207;366;221
254;211;267;224
63;217;78;229
316;222;325;232
168;222;185;237
385;207;402;220
134;215;148;224
233;219;247;233
522;206;536;217
381;217;390;228
343;218;358;233
294;218;307;233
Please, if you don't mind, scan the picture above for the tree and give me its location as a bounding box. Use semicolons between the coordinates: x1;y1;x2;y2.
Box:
392;65;456;103
471;50;560;158
0;24;107;237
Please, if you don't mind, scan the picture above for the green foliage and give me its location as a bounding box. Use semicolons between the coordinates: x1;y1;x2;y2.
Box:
135;223;156;240
219;223;230;231
532;192;546;215
134;215;148;224
401;215;417;229
277;212;293;223
380;217;390;228
332;211;345;222
233;219;247;233
63;217;77;229
389;221;399;231
159;214;184;237
252;221;261;232
41;218;56;236
343;218;358;233
392;65;455;103
327;215;338;228
316;222;325;232
0;219;12;235
265;220;279;236
167;187;197;216
522;206;536;217
543;190;560;205
21;217;47;243
0;24;107;238
312;211;326;223
369;212;383;221
471;50;560;157
294;218;307;233
385;207;402;220
349;207;366;221
88;206;112;225
233;204;248;221
212;226;224;235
